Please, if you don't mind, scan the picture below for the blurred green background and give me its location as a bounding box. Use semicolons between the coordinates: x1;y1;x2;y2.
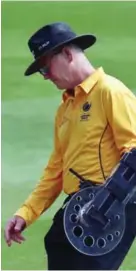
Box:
1;1;136;270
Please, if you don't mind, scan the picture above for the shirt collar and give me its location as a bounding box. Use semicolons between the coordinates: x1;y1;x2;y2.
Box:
62;67;105;102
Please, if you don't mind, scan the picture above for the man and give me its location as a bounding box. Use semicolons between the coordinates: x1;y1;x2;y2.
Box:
4;22;136;270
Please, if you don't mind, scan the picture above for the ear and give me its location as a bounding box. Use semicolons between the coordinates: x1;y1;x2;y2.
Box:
62;47;73;63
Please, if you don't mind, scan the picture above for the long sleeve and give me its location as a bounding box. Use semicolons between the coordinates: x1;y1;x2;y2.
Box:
102;78;136;155
15;113;63;226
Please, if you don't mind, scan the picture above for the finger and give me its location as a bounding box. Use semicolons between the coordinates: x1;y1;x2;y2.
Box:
11;234;24;244
16;232;26;241
4;221;15;246
4;230;11;246
14;232;26;242
11;235;22;244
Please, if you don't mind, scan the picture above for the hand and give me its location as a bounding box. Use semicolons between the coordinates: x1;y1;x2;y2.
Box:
4;215;26;247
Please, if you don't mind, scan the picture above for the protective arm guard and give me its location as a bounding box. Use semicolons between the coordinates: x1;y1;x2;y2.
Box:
64;148;136;256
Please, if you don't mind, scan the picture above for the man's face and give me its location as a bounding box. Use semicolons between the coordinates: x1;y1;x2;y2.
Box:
39;47;74;90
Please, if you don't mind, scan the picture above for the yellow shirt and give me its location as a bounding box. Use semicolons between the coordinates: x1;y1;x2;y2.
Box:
15;67;136;226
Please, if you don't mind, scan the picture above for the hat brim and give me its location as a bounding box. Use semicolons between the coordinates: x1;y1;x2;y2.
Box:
24;34;96;76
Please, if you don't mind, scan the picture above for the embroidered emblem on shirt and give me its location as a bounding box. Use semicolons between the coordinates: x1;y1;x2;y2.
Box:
80;102;91;121
80;114;90;121
82;102;91;112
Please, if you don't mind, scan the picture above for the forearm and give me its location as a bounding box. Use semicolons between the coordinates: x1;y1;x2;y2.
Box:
15;172;63;226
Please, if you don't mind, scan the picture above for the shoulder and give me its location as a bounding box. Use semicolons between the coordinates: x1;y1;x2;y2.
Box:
99;73;136;107
101;73;132;96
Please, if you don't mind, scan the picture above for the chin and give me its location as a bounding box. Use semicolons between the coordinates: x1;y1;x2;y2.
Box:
54;83;66;90
57;86;65;90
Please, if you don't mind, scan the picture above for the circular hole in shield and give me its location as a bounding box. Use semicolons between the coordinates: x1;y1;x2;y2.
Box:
76;196;82;201
106;234;113;242
115;231;120;237
73;226;83;237
115;214;120;221
74;204;81;212
70;214;78;223
97;238;106;248
84;235;95;247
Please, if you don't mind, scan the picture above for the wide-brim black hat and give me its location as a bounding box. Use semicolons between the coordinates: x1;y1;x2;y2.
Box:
25;22;96;76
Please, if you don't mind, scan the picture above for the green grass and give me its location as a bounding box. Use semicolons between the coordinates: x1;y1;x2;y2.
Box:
1;1;136;270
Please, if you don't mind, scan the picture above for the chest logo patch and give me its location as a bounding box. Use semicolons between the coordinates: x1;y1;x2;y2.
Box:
80;102;91;121
82;102;91;112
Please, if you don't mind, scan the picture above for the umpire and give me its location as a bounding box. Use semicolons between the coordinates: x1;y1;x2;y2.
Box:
4;22;136;270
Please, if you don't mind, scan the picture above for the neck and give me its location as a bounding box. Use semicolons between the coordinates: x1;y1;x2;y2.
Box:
78;64;95;83
71;58;96;88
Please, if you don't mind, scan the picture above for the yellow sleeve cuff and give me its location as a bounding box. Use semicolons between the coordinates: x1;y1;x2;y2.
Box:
14;204;38;227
